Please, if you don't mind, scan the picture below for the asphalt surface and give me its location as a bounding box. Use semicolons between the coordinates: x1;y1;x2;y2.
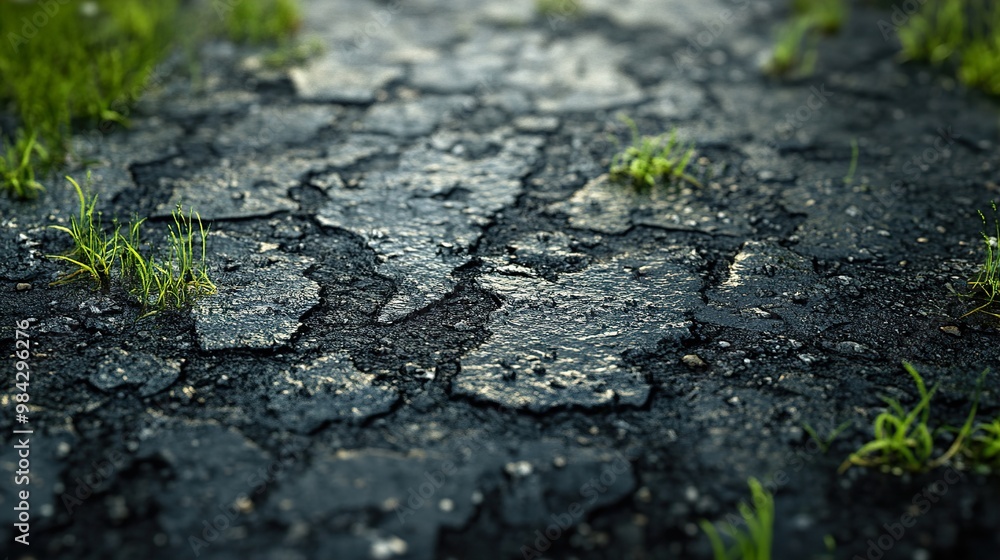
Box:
1;1;999;559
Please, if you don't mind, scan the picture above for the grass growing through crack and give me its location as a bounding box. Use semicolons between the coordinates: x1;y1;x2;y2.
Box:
839;362;987;474
964;418;1000;472
961;202;1000;319
48;176;215;317
609;116;702;192
120;218;156;308
159;205;216;311
48;176;122;288
120;207;215;317
699;478;774;560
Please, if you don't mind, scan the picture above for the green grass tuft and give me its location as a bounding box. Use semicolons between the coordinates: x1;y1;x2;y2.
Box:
223;0;301;44
0;0;180;171
0;0;302;199
47;175;121;288
765;17;819;76
48;176;216;318
119;205;215;317
898;0;1000;96
609;116;702;192
767;0;1000;94
957;36;1000;95
961;202;1000;319
898;0;968;65
162;204;217;310
699;478;774;560
964;417;1000;472
0;131;47;199
839;362;986;474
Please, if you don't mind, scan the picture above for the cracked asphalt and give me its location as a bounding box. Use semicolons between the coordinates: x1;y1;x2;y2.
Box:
1;0;999;559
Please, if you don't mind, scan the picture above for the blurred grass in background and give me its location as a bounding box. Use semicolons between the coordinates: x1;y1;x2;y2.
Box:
0;0;301;199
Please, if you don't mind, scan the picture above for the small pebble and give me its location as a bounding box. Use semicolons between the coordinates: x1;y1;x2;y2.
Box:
684;486;699;502
939;325;960;337
682;354;707;368
371;536;407;559
505;461;533;477
16;282;32;291
635;486;652;503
